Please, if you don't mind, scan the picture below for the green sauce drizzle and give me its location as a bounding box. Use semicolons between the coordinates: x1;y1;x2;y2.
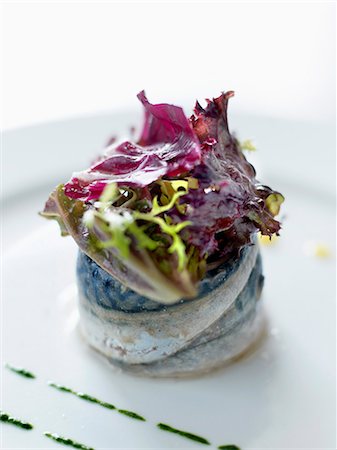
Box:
48;382;146;421
5;363;36;379
218;446;241;450
3;366;239;449
44;432;94;450
48;382;116;410
157;423;210;445
0;411;33;430
118;409;146;421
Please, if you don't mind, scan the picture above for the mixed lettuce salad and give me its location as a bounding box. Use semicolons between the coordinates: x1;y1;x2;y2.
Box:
42;91;284;304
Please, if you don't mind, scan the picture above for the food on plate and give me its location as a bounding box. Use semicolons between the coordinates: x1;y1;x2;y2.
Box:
41;90;284;376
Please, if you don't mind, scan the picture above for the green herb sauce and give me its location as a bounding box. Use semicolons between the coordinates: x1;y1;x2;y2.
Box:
118;409;146;421
157;423;210;445
44;432;94;450
5;363;36;379
48;382;116;410
0;411;33;430
4;370;239;449
48;382;146;421
218;446;241;450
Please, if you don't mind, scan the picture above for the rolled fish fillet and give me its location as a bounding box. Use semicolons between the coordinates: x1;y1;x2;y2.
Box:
77;243;265;377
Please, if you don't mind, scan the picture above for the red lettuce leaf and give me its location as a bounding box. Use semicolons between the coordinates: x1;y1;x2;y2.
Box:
167;92;283;259
64;91;201;201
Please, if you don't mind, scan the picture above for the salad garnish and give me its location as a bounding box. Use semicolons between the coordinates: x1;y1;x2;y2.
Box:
42;91;284;303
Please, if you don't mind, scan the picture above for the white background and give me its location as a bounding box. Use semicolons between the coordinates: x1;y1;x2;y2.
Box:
2;1;336;129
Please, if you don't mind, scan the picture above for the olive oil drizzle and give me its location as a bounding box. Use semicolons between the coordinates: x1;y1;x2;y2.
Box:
5;363;36;379
157;422;210;445
44;432;94;450
0;411;33;430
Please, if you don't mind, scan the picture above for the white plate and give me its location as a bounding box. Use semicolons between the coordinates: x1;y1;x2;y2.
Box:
2;111;336;450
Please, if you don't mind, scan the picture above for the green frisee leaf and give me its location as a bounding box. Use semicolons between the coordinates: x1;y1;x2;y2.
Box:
85;183;192;272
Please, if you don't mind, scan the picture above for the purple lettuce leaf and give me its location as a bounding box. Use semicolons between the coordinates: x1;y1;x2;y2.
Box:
167;92;284;260
64;91;201;201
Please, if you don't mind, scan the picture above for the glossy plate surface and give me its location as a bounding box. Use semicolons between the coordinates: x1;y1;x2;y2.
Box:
2;112;335;449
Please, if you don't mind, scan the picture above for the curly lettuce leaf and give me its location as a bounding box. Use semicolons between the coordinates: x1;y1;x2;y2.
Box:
174;91;285;260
